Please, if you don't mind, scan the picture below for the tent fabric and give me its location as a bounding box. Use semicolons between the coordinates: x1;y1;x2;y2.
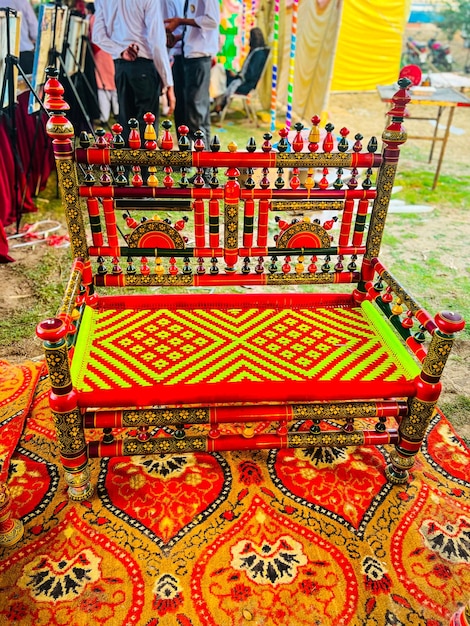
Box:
276;0;343;121
0;92;54;262
255;0;343;124
330;0;410;92
230;0;409;122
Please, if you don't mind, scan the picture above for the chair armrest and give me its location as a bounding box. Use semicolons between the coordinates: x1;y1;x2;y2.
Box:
36;258;86;344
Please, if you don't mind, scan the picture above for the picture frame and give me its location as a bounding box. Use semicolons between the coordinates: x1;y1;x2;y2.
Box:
0;8;21;109
29;3;68;114
63;12;88;76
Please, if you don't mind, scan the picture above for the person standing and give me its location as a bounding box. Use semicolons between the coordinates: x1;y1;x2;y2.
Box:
5;0;38;74
87;3;118;125
164;0;219;148
162;0;185;133
92;0;175;139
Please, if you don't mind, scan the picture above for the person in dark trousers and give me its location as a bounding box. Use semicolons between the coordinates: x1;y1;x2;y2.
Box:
164;0;219;148
162;0;185;134
92;0;175;140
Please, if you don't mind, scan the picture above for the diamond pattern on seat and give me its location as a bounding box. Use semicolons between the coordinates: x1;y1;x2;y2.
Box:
72;305;415;394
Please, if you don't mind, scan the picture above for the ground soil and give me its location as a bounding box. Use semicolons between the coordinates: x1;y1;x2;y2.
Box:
1;25;469;439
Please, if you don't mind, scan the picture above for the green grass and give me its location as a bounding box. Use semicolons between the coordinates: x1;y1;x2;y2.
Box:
0;246;70;351
439;395;470;446
394;168;470;209
383;168;470;339
210;109;272;149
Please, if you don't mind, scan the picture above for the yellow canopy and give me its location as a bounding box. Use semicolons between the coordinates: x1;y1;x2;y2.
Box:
331;0;410;92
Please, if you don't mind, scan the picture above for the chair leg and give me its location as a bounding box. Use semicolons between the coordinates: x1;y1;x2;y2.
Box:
52;404;94;501
449;602;470;626
385;395;434;484
241;94;258;126
243;98;251;121
249;100;259;127
385;311;463;484
219;96;231;124
0;482;24;547
38;322;93;501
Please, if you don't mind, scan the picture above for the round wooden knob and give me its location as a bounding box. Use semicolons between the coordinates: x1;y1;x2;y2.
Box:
434;311;465;335
36;318;67;342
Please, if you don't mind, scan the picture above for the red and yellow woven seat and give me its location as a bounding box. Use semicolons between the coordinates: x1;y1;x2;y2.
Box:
72;293;419;408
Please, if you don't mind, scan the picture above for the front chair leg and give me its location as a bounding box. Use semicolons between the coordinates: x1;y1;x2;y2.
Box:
385;397;436;484
37;319;93;501
52;405;94;501
0;482;24;547
386;311;465;484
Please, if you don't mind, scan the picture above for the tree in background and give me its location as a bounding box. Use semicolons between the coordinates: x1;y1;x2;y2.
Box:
439;0;470;40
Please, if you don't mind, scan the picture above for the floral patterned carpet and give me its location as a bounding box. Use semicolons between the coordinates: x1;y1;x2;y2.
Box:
0;359;469;625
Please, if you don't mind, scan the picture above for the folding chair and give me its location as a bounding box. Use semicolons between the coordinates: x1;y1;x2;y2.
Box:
219;51;271;126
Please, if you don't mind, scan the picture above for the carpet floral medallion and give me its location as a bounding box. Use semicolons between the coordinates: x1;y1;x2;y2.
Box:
0;360;469;625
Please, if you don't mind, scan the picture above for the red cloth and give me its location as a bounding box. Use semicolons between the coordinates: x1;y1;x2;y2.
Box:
89;14;116;91
0;92;55;262
0;222;14;263
15;91;55;201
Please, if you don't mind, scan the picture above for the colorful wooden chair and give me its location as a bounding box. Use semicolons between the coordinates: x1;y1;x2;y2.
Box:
36;69;465;501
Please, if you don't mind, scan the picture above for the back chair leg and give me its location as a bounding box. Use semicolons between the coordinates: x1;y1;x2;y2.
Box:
243;98;251;122
219;96;231;124
246;97;258;126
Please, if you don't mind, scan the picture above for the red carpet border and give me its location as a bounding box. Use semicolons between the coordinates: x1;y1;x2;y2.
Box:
0;361;469;625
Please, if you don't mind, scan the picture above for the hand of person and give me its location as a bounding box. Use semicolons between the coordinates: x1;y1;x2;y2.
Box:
121;43;139;61
166;86;176;116
164;17;181;33
166;32;177;48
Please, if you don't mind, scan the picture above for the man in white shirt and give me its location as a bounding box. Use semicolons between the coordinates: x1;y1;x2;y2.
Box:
92;0;175;139
162;0;185;134
5;0;38;74
165;0;219;148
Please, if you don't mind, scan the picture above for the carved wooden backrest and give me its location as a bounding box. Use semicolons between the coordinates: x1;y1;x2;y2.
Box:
44;69;410;294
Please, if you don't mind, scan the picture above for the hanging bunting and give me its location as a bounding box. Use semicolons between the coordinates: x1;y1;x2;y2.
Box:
286;0;298;130
270;0;280;132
